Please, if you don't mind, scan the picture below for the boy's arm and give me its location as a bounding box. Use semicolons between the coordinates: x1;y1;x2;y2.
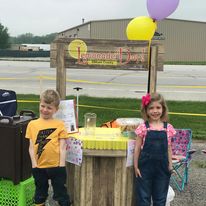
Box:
59;138;67;167
28;139;37;168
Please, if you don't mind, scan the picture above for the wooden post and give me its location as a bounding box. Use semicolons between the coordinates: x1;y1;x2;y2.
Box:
56;43;66;99
149;46;158;93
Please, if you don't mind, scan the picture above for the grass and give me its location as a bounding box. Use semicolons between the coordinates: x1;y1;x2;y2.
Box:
17;94;206;140
193;160;206;169
165;61;206;65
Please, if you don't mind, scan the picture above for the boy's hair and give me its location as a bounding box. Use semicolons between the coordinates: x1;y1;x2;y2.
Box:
141;93;168;122
40;89;60;108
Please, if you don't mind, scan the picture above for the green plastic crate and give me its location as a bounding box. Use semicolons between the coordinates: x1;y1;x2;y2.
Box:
0;177;35;206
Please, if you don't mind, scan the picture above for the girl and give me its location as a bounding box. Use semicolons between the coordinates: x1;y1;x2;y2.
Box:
134;93;176;206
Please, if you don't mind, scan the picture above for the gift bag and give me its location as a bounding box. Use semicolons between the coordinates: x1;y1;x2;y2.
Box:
166;185;175;206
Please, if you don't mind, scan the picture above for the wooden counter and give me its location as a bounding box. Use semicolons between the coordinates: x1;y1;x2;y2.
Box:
66;128;135;206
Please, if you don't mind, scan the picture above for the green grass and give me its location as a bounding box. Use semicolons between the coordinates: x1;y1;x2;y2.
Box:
165;61;206;65
17;94;206;140
193;160;206;168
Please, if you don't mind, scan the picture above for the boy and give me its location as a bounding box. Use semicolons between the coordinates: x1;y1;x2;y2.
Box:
26;89;71;206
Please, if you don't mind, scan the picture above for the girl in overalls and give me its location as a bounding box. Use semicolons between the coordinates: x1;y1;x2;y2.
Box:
134;93;176;206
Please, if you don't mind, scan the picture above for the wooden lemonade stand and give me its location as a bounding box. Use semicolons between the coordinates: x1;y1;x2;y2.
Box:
66;128;135;206
50;38;164;206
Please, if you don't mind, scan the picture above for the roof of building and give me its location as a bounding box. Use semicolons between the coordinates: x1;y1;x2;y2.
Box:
58;17;206;34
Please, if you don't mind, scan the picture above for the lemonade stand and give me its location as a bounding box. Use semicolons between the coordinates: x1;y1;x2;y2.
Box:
66;127;135;206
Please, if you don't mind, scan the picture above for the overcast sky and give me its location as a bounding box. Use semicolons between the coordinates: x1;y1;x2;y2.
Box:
0;0;205;37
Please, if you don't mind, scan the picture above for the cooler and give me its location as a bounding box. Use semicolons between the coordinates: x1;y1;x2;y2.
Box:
0;111;36;185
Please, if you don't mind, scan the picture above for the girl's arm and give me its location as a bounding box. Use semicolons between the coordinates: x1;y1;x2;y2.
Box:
134;136;143;177
168;145;173;171
28;139;37;168
59;138;67;167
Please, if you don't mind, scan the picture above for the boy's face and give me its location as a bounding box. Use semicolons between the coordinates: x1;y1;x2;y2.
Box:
39;100;58;120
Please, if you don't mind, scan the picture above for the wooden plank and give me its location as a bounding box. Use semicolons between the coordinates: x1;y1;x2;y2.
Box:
56;43;66;99
74;164;81;206
92;156;101;206
121;158;127;206
80;158;86;206
50;50;57;59
66;162;74;202
50;43;57;50
114;157;122;206
50;58;56;68
83;149;126;157
149;46;158;93
126;166;135;206
98;158;108;206
106;158;115;206
85;157;93;206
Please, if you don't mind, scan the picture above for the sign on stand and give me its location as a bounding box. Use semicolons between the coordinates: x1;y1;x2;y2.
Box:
54;99;78;133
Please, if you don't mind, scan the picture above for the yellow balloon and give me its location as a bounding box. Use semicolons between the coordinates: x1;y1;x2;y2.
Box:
126;16;157;40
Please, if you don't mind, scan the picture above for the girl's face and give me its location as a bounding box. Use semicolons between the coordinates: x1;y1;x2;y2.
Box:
146;101;163;122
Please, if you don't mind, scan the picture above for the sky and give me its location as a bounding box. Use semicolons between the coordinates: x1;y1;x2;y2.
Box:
0;0;206;37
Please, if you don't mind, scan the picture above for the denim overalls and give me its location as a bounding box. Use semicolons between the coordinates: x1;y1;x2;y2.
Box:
135;121;171;206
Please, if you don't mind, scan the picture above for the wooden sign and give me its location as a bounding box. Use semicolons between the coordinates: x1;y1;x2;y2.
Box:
50;38;164;71
50;38;164;99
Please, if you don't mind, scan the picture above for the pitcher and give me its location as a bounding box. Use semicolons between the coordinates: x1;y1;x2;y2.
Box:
84;113;96;136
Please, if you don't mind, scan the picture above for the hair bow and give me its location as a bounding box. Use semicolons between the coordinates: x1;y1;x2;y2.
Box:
142;93;151;107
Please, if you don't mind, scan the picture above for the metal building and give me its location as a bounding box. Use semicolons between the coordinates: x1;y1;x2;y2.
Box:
57;18;206;62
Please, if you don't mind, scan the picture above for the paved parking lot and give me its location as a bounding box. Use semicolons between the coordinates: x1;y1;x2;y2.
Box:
0;60;206;101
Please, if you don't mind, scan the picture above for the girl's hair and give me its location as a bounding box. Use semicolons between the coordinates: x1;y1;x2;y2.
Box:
141;93;168;122
40;89;60;108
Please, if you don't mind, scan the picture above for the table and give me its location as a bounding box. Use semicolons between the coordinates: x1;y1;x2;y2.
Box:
66;128;135;206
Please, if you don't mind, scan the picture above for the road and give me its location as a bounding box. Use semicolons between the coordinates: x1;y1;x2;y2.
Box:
0;60;206;101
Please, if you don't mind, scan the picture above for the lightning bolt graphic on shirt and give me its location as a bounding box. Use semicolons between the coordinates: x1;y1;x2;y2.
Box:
35;128;56;158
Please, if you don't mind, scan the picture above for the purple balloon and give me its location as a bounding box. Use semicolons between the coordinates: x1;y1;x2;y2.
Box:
147;0;180;21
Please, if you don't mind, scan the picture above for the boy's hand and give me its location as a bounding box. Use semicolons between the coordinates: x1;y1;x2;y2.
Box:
134;167;142;178
32;164;37;168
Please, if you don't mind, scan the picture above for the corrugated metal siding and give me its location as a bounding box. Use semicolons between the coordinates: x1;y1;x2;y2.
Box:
58;18;206;62
90;19;206;62
90;20;129;40
158;19;206;61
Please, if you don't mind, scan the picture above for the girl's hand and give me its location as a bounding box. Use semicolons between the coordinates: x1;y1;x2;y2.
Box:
168;165;173;172
134;167;142;178
168;166;176;174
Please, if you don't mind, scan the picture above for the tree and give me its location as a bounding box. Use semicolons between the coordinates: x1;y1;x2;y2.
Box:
10;32;57;44
0;23;10;49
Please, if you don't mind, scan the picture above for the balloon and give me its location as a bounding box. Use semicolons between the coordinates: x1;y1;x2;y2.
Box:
126;16;157;41
147;0;180;21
